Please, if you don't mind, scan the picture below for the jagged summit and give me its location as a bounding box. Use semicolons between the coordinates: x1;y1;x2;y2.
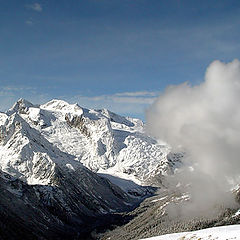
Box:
6;98;36;115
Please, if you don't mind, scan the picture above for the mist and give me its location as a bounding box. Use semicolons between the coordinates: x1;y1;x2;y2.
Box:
146;59;240;217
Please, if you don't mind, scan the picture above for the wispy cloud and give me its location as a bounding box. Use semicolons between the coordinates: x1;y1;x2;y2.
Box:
115;91;159;97
25;20;34;26
1;86;35;92
0;88;158;119
26;3;42;12
0;86;47;111
0;86;35;99
70;91;159;118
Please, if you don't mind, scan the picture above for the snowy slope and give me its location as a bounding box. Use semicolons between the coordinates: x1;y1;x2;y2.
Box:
0;98;181;194
0;112;78;185
0;98;183;238
0;99;135;215
40;99;181;189
141;224;240;240
40;99;173;182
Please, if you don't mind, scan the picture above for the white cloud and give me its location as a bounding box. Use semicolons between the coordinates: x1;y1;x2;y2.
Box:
112;96;156;104
115;91;159;97
25;20;33;26
146;59;240;217
26;3;42;12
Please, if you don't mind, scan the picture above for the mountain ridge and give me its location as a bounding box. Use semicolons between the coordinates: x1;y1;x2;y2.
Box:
1;98;180;192
0;98;183;239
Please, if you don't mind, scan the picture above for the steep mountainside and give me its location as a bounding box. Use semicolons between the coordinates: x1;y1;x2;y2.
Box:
0;98;182;239
3;99;180;193
0;168;133;240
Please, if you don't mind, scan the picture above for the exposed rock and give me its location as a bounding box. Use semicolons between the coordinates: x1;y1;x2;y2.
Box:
65;114;90;137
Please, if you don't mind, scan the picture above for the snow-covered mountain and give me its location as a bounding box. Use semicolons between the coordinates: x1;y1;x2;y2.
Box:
0;98;180;194
0;98;182;239
1;98;239;240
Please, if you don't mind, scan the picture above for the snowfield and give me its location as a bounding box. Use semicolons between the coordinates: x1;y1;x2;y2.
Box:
142;225;240;240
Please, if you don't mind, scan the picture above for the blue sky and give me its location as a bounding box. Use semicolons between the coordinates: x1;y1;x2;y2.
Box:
1;0;240;119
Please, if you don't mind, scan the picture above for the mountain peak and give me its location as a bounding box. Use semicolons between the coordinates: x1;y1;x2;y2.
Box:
6;98;35;115
41;99;83;115
16;98;34;107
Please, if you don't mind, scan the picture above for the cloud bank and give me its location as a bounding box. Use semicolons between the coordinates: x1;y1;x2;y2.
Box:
146;59;240;217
